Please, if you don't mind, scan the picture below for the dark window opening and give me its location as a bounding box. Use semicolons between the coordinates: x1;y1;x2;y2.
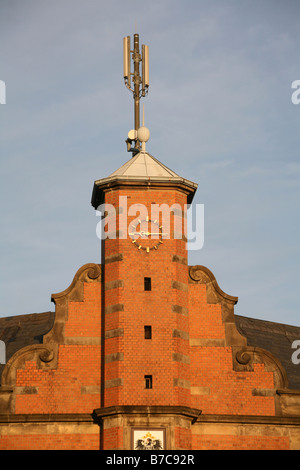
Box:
144;325;152;339
144;375;152;389
144;277;151;291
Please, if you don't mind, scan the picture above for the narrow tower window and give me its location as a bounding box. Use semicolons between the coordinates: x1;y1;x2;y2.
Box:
144;325;152;339
144;375;153;389
144;277;151;291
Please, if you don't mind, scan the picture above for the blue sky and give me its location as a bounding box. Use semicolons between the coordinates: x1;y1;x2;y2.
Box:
1;0;300;326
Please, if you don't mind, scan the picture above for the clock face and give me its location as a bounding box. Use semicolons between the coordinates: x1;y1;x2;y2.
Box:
129;218;168;252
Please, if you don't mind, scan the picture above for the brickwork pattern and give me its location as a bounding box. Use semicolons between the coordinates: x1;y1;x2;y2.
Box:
192;434;290;450
15;282;102;415
0;433;99;450
103;188;191;409
189;283;276;416
103;426;123;450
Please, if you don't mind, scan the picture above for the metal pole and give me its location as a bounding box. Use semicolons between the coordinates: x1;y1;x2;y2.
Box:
133;33;140;150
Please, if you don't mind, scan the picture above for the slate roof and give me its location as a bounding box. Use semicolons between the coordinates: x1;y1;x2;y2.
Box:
235;315;300;390
0;311;299;390
0;311;55;383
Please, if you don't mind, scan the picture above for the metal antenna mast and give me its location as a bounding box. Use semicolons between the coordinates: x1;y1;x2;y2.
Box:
123;33;149;154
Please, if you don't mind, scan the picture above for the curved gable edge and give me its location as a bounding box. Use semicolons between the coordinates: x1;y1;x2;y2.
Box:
0;263;101;413
188;265;300;416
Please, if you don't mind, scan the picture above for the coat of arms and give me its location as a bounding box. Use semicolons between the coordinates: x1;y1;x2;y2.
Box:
134;430;164;450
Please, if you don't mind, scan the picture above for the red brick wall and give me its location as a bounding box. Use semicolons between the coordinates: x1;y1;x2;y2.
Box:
189;283;276;416
192;434;290;450
0;433;100;450
103;188;191;409
15;282;102;415
1;270;102;449
175;427;192;450
103;426;123;450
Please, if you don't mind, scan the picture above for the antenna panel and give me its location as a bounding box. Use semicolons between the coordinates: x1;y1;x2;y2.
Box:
123;36;131;87
142;44;149;90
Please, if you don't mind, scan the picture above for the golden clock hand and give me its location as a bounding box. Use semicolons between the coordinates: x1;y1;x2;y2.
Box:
129;231;148;237
147;232;168;236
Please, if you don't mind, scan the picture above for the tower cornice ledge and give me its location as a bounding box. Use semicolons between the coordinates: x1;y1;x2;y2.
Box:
92;405;202;422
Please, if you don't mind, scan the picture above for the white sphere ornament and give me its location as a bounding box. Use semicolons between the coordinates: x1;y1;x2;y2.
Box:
137;126;150;142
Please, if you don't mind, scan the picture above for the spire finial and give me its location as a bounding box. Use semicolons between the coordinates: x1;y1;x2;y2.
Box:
142;102;145;126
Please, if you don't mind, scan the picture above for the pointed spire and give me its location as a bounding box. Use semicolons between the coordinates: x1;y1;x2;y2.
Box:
137;104;150;152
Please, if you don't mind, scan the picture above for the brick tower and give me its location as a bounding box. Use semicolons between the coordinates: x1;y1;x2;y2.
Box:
91;32;201;449
91;147;201;449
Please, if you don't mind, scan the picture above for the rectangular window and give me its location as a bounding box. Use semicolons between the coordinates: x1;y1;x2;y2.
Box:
144;325;152;339
144;375;152;389
144;277;151;291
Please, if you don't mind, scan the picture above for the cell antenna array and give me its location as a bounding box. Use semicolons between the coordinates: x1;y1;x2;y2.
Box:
123;34;149;154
